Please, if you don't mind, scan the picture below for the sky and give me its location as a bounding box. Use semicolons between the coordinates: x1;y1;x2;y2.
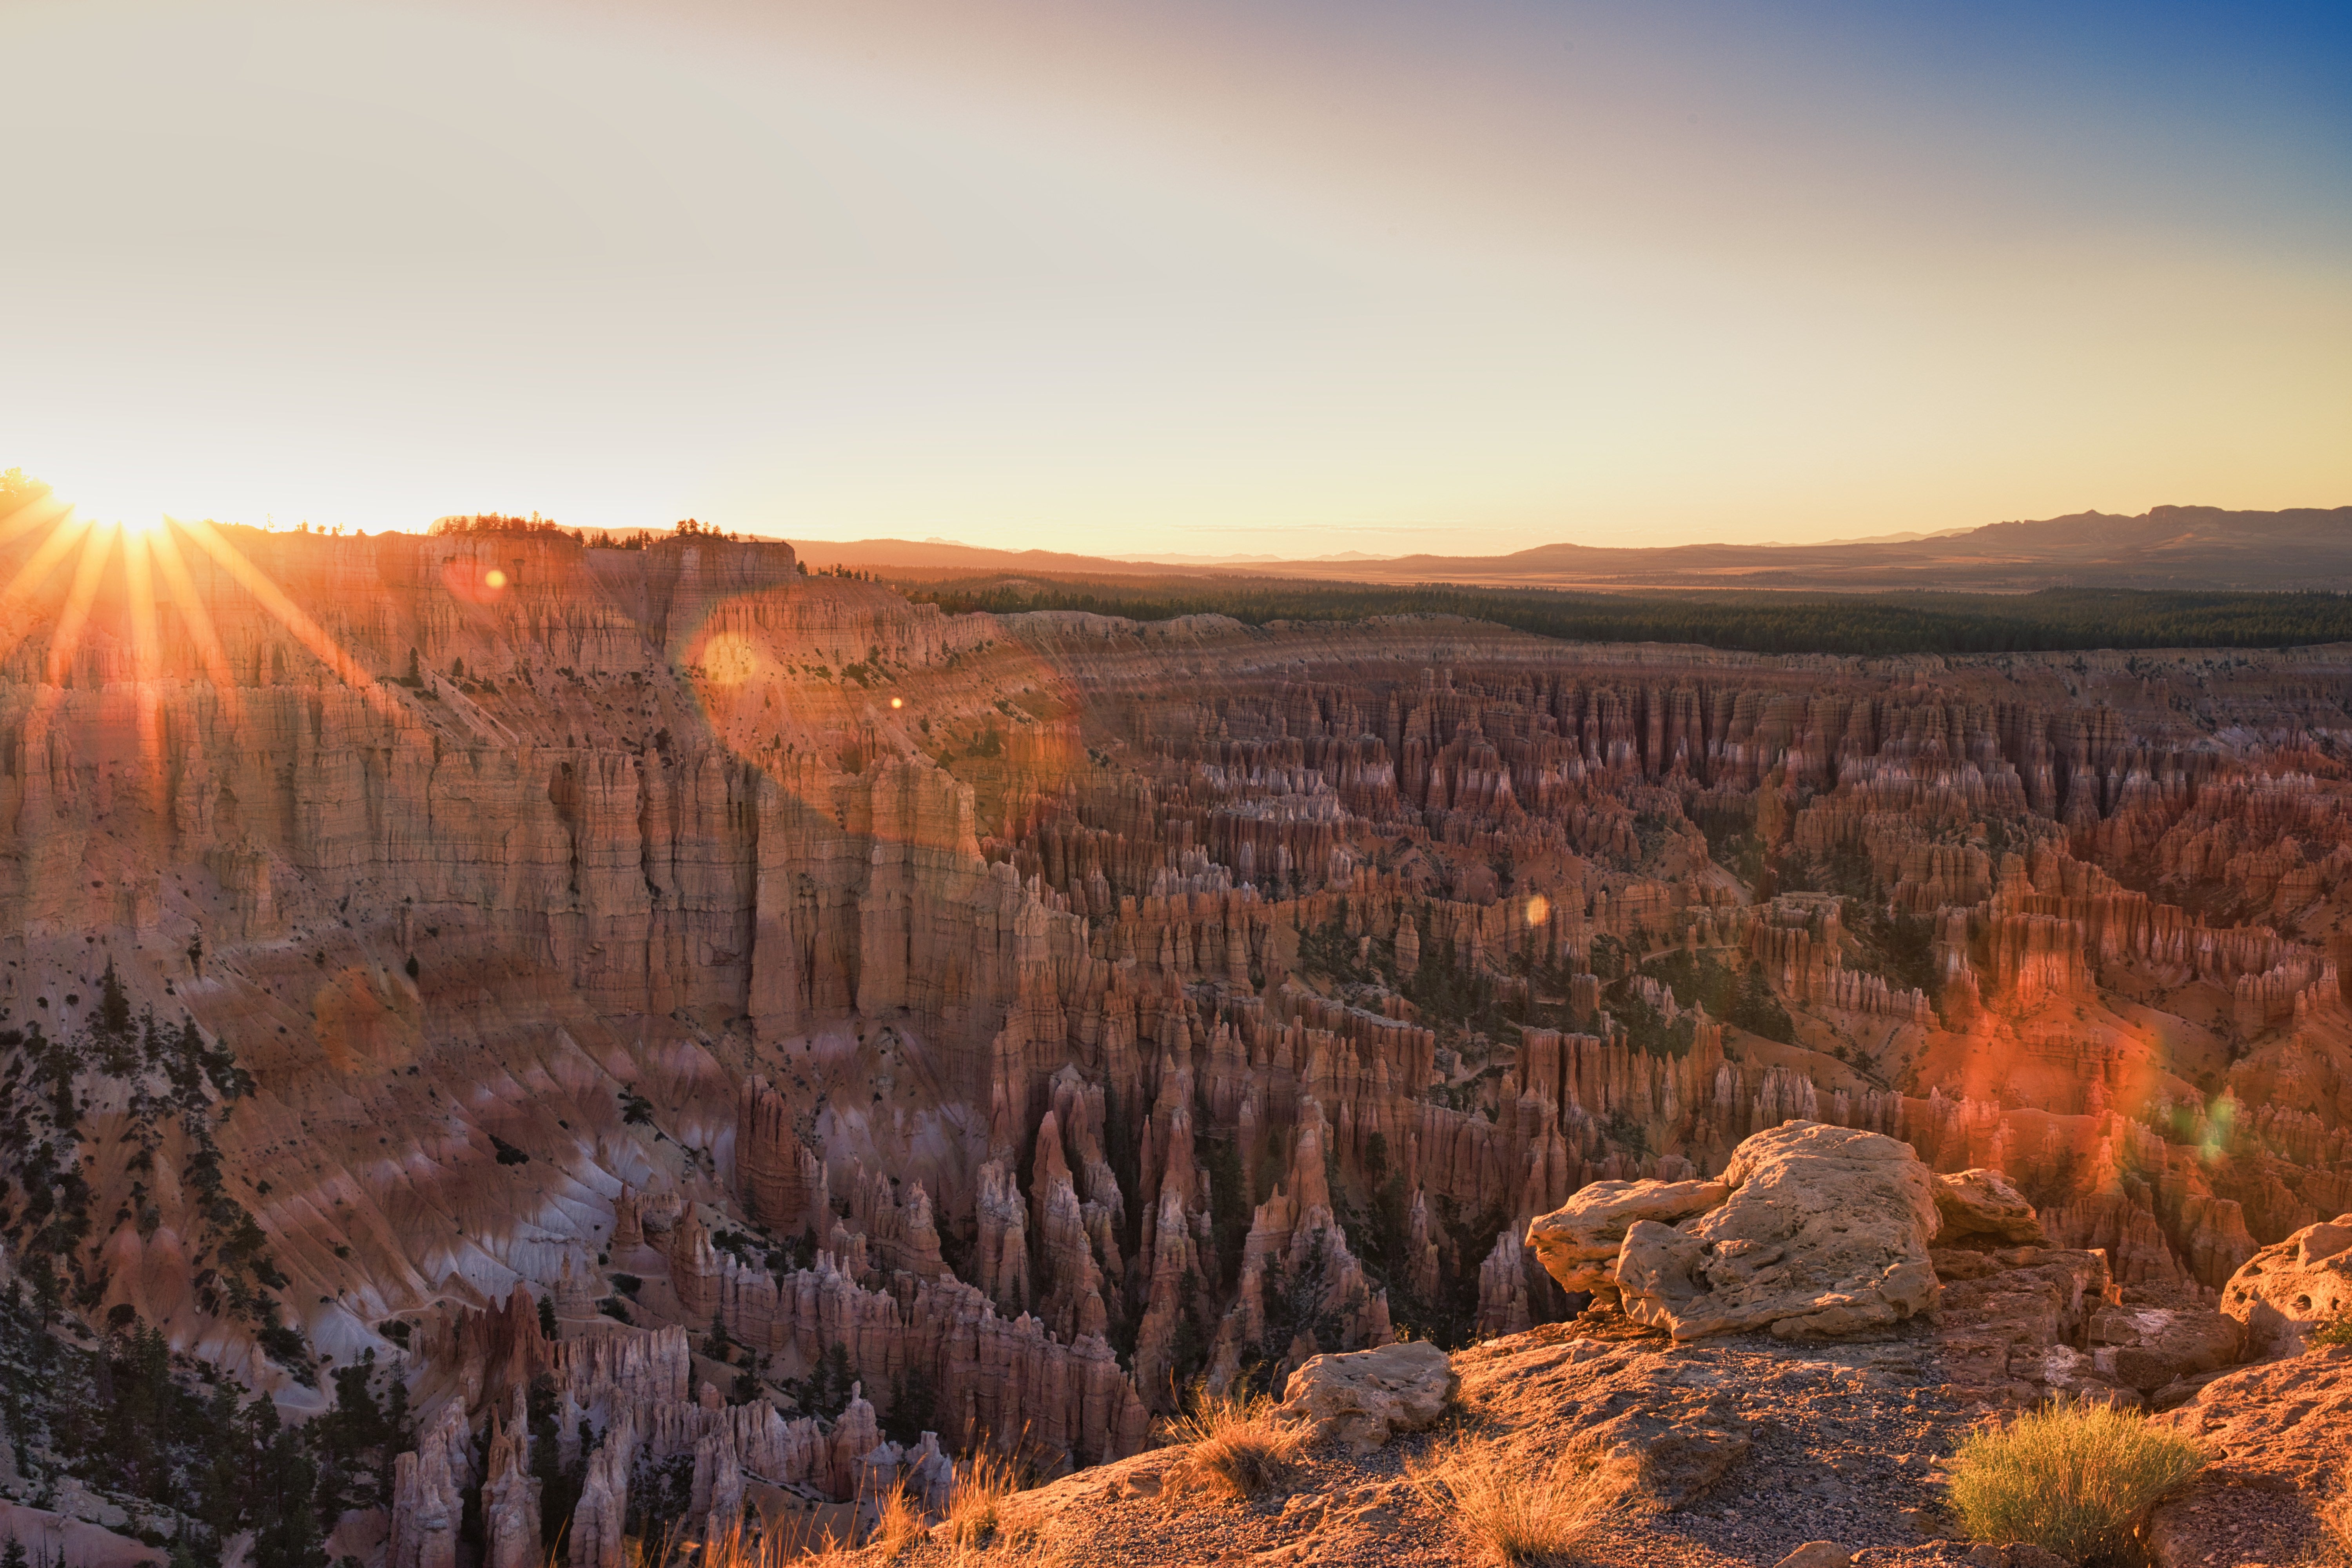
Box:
4;0;2348;557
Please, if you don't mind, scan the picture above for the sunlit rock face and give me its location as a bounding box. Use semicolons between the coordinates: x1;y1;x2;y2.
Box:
1562;1121;1944;1341
5;514;2352;1548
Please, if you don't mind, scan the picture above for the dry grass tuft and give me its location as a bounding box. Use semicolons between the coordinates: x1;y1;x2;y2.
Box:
583;1453;1047;1567
1945;1397;2206;1566
869;1480;929;1559
1406;1434;1627;1567
637;1519;835;1566
1163;1387;1312;1501
943;1450;1029;1546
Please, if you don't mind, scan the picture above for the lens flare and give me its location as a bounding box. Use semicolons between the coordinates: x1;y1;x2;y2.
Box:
700;632;762;688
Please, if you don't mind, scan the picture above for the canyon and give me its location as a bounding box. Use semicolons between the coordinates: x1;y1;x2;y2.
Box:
1;516;2350;1563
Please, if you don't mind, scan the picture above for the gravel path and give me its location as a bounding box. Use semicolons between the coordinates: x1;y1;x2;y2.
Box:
1646;1338;1974;1564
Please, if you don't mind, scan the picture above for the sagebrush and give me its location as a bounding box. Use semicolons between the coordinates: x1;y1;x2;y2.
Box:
1944;1398;2205;1565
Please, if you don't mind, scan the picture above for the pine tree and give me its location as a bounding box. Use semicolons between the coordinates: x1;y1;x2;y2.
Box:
97;960;129;1036
883;1362;936;1446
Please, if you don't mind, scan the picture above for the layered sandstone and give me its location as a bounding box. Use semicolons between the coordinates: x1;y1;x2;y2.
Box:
4;513;2352;1551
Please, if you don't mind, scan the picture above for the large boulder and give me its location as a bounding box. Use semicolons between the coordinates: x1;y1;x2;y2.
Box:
1524;1178;1728;1294
1934;1169;2047;1246
2216;1212;2352;1357
1613;1122;1942;1340
1276;1340;1457;1452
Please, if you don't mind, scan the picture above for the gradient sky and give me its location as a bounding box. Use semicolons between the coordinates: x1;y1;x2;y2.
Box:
5;0;2348;556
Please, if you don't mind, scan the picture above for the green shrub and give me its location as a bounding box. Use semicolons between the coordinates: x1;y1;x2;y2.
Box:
1945;1398;2205;1564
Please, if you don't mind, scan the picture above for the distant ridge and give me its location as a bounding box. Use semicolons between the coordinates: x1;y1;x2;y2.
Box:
800;504;2352;593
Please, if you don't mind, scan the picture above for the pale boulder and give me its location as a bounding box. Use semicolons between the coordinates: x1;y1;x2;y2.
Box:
1524;1179;1729;1294
2216;1212;2352;1356
1933;1168;2047;1245
1276;1340;1458;1452
1615;1122;1942;1340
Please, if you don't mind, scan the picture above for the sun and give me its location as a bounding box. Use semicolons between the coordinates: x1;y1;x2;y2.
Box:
2;471;392;734
37;469;177;532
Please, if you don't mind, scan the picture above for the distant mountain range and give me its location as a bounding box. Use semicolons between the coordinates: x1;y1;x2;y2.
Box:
799;505;2352;592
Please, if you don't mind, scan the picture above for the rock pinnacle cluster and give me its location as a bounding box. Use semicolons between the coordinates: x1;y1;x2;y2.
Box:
0;519;2348;1562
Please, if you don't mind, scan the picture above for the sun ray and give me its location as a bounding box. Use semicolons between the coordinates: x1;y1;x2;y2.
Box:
122;530;161;680
0;495;71;553
45;521;118;687
145;520;245;725
0;514;96;670
123;529;169;830
171;516;400;715
0;513;92;607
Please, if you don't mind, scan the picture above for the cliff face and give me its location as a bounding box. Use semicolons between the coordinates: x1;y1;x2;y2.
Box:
4;514;2352;1554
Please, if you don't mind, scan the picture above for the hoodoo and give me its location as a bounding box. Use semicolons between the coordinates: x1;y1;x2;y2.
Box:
2;512;2351;1562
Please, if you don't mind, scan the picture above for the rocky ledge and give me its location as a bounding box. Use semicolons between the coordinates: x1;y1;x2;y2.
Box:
859;1122;2348;1568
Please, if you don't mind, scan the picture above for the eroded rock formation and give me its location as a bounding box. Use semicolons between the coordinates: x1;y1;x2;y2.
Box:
2;513;2350;1553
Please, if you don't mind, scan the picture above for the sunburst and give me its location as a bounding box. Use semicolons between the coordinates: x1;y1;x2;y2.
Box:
0;476;397;790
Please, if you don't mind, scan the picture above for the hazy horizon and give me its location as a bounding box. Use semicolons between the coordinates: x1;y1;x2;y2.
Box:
16;496;2347;563
7;0;2348;555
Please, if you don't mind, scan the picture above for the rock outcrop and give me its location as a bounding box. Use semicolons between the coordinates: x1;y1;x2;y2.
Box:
481;1388;542;1568
2149;1341;2352;1567
2216;1212;2352;1357
1532;1122;1941;1340
1275;1341;1458;1452
1525;1178;1729;1297
1933;1169;2047;1247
